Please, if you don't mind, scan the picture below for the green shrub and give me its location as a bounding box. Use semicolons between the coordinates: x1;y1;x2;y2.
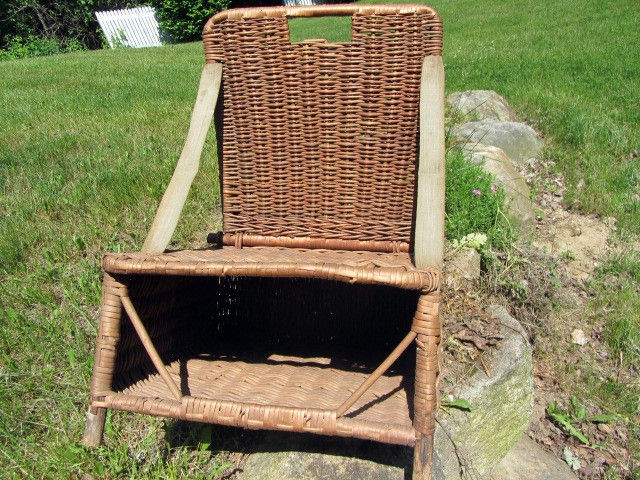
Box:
0;35;88;60
445;147;514;250
151;0;231;43
1;35;61;59
0;1;136;52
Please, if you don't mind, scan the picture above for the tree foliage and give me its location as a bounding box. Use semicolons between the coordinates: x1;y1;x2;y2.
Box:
0;0;138;50
150;0;231;43
0;0;233;54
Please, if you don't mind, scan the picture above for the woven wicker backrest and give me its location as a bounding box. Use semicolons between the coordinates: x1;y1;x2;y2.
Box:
203;5;442;252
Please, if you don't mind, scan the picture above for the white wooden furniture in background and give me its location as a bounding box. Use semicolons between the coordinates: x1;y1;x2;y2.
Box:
95;7;163;49
283;0;329;6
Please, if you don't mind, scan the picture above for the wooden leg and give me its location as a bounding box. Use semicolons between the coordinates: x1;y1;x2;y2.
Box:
82;407;106;447
413;433;434;480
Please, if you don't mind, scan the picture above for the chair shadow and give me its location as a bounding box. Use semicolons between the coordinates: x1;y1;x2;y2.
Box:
165;421;414;480
165;350;416;478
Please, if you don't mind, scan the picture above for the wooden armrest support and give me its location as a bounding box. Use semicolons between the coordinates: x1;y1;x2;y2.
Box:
414;56;445;270
141;62;223;253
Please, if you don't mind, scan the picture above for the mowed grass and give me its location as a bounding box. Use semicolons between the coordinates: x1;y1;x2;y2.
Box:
0;44;225;478
0;0;639;477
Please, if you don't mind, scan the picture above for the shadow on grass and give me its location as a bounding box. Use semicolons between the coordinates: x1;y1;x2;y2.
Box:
165;420;414;479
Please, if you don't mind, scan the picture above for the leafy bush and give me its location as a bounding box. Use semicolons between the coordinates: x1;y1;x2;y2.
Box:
151;0;231;43
0;1;137;53
0;35;85;61
445;147;513;250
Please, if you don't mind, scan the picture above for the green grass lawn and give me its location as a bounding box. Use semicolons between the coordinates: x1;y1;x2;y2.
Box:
0;0;638;477
0;43;227;478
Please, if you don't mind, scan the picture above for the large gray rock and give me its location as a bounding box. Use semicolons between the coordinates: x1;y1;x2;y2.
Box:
241;449;402;480
491;435;579;480
452;120;543;163
463;143;537;233
239;306;534;480
448;90;517;122
240;435;410;480
434;305;534;479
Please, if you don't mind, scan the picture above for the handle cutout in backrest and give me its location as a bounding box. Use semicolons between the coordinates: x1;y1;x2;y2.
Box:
288;16;352;44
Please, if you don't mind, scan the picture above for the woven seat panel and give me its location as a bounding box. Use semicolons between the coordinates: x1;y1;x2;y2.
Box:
202;7;443;248
105;352;415;445
103;247;439;291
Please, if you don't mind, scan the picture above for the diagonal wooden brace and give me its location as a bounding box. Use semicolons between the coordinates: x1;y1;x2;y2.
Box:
335;330;417;417
119;290;182;401
142;62;223;254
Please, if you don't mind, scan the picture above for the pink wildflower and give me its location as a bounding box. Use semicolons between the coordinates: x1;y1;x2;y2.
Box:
472;189;482;196
491;184;498;194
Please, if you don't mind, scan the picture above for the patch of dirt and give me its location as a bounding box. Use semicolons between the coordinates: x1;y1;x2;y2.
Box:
528;375;635;479
526;298;638;478
523;159;616;281
527;306;637;477
534;210;615;281
517;158;638;478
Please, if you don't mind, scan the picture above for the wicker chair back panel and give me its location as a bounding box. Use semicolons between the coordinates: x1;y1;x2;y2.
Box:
203;7;442;249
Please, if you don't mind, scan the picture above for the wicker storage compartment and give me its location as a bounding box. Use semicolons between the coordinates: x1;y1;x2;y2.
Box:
101;274;421;444
90;247;439;446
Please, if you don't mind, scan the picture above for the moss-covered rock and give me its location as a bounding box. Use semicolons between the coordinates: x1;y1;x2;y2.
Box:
433;305;534;480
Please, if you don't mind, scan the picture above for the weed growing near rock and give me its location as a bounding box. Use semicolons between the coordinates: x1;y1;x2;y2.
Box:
445;147;514;250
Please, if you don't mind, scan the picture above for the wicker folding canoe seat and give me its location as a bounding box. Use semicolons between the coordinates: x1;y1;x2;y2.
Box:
83;4;445;479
